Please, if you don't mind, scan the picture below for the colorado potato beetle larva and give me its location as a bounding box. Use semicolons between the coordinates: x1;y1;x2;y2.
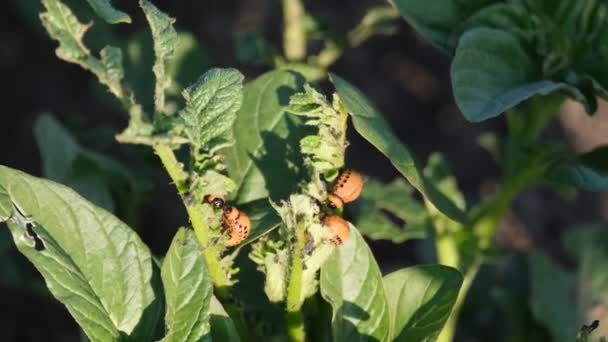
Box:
327;169;363;209
323;215;350;245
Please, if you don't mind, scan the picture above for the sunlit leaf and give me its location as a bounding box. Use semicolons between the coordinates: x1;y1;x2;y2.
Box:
225;70;307;204
320;225;390;341
160;228;212;342
140;0;178;115
0;165;155;339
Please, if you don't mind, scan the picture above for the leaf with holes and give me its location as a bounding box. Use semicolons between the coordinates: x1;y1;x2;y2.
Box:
40;0;126;98
352;179;431;243
0;165;156;339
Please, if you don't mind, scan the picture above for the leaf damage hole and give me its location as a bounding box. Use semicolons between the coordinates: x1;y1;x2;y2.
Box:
25;222;46;251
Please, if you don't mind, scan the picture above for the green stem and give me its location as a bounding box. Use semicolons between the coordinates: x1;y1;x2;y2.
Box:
286;226;307;342
282;0;306;61
437;262;480;342
154;144;249;338
436;170;530;342
154;144;232;288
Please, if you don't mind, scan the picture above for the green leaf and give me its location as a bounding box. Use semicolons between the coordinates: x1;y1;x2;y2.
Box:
40;0;126;98
529;251;577;342
236;29;277;66
546;159;608;191
320;225;390;341
330;73;466;223
239;199;281;245
85;0;131;24
451;28;566;122
288;84;349;176
209;296;241;342
383;265;463;341
118;30;211;116
348;5;400;47
179;68;244;149
160;228;212;342
139;0;178;115
224;70;307;204
392;0;495;52
34;113;147;219
0;165;155;339
34;113;80;182
352;179;431;243
579;146;608;175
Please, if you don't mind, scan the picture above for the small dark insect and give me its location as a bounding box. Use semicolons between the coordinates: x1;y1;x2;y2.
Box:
205;194;225;209
302;232;315;256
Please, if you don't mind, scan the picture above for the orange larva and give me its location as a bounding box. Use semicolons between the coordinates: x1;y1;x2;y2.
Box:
327;169;363;209
323;215;350;245
205;194;225;209
223;205;240;221
222;207;251;247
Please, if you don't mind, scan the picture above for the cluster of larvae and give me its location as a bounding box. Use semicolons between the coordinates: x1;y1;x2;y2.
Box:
203;169;363;247
322;169;363;245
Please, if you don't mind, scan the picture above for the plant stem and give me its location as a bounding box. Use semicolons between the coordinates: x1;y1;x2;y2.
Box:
154;144;233;287
154;144;251;339
282;0;306;61
437;262;480;342
286;225;307;342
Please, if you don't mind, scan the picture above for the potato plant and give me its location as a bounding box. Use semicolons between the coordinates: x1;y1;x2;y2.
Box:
2;0;608;342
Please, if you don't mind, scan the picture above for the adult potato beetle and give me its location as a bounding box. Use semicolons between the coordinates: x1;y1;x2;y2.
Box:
205;194;225;209
323;215;350;245
223;209;251;247
327;169;363;209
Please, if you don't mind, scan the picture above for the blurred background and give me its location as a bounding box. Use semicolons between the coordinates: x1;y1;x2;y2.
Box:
1;0;607;341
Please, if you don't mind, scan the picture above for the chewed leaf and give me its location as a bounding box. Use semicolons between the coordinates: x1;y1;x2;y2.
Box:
330;73;467;223
85;0;131;24
40;0;126;98
40;0;90;61
160;228;212;342
353;179;431;243
179;68;244;149
287;84;348;176
140;0;178;115
6;218;120;341
0;165;155;338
